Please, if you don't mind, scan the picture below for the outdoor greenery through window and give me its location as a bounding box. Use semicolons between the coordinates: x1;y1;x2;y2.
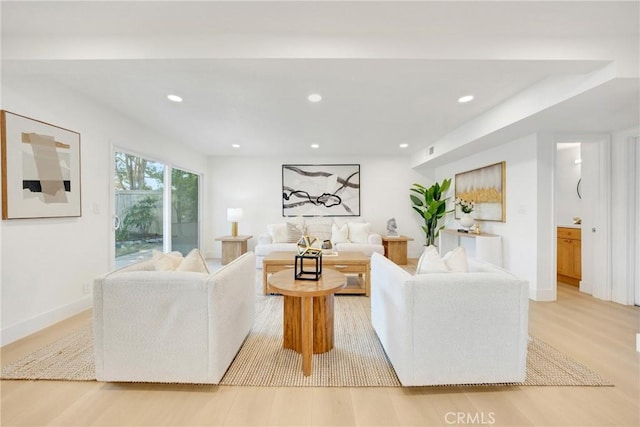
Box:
115;152;200;267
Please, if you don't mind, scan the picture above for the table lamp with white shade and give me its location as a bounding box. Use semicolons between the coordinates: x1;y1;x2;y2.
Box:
227;208;243;237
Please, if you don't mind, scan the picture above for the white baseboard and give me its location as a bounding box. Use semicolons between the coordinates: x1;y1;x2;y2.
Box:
1;295;93;346
530;288;556;301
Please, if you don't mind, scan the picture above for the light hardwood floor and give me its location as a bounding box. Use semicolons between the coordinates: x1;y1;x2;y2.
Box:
1;279;638;426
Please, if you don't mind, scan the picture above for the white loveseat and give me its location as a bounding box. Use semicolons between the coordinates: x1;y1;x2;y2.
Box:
93;251;255;384
371;252;529;386
254;218;385;268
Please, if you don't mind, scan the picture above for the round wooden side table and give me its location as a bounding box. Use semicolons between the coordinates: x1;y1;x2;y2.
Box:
268;268;346;376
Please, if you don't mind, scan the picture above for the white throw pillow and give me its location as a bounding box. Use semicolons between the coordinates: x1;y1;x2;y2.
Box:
176;248;210;273
443;246;469;272
331;223;349;244
416;245;449;274
347;222;370;244
267;223;288;243
152;250;183;271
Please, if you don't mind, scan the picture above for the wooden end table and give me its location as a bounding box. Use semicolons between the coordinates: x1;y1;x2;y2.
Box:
268;269;346;376
381;235;414;265
215;235;252;265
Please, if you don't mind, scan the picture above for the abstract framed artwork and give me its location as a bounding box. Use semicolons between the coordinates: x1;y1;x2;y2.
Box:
454;161;505;222
1;111;81;219
282;164;360;217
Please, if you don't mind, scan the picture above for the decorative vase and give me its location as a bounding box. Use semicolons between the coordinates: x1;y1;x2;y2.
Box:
460;213;475;229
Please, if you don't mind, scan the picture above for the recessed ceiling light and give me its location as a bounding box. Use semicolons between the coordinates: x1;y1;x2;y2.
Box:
167;94;183;103
232;144;240;148
458;95;474;103
310;144;320;149
308;93;322;103
399;143;409;148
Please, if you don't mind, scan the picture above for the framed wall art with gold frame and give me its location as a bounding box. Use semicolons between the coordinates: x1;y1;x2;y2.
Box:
1;110;81;219
454;161;505;222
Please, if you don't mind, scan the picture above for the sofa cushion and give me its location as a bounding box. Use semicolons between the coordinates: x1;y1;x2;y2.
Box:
306;221;332;242
254;243;298;257
416;245;448;273
348;222;371;244
152;250;184;271
176;248;210;274
267;223;288;243
285;222;304;243
331;223;349;244
443;246;468;272
334;243;385;256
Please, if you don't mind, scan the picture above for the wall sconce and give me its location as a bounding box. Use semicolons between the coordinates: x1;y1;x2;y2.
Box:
227;208;243;237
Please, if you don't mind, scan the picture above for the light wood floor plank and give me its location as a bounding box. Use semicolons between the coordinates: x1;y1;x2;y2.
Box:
1;282;639;427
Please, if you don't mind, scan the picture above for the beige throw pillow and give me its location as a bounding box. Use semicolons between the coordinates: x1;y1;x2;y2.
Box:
152;250;184;271
176;248;210;273
305;221;333;242
285;222;304;243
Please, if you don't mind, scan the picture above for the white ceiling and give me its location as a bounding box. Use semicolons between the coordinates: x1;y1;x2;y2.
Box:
2;1;639;159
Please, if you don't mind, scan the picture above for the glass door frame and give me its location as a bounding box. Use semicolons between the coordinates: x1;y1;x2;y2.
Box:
110;146;203;270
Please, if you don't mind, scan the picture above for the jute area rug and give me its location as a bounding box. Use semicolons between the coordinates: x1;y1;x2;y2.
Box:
1;296;612;387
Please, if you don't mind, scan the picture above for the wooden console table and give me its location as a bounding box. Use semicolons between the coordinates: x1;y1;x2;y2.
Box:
215;235;252;265
381;235;413;265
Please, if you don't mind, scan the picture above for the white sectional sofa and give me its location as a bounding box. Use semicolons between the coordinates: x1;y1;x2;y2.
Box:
254;218;385;268
370;252;529;386
93;251;256;384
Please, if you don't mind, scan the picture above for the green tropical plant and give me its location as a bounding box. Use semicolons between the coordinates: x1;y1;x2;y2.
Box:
410;178;454;246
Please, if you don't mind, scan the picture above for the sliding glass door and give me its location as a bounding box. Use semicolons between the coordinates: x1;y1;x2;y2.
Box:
114;151;200;268
171;168;199;254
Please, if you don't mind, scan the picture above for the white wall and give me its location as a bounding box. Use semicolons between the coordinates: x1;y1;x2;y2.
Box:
1;75;208;345
207;155;426;258
610;127;640;305
555;144;582;226
433;134;543;299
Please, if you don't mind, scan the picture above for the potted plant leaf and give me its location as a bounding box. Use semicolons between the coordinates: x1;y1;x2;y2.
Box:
410;178;454;246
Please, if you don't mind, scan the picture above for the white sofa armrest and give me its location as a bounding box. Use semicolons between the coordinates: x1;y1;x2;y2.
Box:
367;233;382;245
258;232;273;245
370;253;415;384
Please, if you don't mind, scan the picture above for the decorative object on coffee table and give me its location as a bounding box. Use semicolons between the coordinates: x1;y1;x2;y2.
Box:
294;252;322;281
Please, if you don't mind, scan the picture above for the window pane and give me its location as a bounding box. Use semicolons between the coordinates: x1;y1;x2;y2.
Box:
171;168;199;254
115;152;164;267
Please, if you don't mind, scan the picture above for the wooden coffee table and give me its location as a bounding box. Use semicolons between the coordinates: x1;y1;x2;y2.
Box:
268;268;346;376
263;251;370;296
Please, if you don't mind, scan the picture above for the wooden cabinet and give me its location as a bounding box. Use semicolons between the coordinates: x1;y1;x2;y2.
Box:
557;227;581;286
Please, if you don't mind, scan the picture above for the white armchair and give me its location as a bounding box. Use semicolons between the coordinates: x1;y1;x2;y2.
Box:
93;252;256;384
371;253;529;386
